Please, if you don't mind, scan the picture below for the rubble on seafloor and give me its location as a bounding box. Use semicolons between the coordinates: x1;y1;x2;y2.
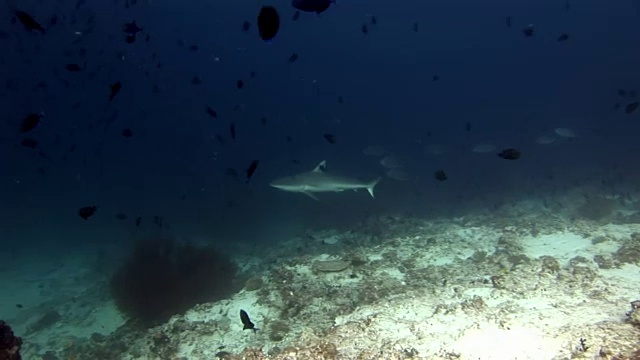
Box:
14;196;640;359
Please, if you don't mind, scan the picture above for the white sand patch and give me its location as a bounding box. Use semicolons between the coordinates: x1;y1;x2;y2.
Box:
522;232;592;264
453;326;562;359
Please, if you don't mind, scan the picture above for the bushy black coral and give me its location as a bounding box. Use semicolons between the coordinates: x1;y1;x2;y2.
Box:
110;238;238;327
0;321;22;360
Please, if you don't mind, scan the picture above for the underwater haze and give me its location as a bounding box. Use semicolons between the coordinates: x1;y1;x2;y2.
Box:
2;0;640;358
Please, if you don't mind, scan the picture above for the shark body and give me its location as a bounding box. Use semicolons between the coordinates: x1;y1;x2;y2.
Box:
270;160;381;200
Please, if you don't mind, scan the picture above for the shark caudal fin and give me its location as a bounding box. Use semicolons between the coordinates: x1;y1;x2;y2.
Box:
367;177;381;198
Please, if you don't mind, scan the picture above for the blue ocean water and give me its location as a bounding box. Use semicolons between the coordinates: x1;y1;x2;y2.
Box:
1;0;640;358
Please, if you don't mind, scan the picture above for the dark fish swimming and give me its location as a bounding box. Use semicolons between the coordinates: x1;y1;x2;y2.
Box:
557;33;569;42
245;160;260;183
498;148;521;160
206;107;218;118
20;138;38;149
625;101;639;114
65;63;82;72
109;81;122;101
288;53;299;62
323;133;336;144
121;128;133;138
522;24;534;37
240;310;258;333
292;0;333;14
434;170;447;181
15;11;45;34
20;113;43;133
78;205;97;220
257;6;280;41
230;122;236;140
123;21;142;43
123;21;143;35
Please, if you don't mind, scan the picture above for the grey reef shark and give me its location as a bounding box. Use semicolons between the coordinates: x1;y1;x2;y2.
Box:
270;160;381;200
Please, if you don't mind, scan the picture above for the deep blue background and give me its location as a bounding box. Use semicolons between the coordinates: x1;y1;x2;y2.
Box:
1;0;639;251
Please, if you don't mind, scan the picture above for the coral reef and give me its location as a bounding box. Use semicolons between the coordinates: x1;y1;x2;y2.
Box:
627;300;640;328
0;321;22;360
110;238;239;327
576;195;617;221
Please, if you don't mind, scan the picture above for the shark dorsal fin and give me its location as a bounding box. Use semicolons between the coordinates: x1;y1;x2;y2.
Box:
312;160;327;173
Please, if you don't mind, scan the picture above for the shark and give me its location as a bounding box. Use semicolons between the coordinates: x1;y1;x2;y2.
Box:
270;160;381;200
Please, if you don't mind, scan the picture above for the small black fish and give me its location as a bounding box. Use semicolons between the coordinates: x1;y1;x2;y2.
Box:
371;16;377;25
412;22;419;32
65;63;82;72
240;309;258;332
432;75;440;81
242;21;251;31
506;16;511;28
260;116;268;125
15;11;45;34
434;170;447;181
125;34;136;44
522;24;534;37
292;11;300;21
323;133;336;144
16;304;23;309
257;6;280;41
20;138;37;149
361;24;368;34
121;128;133;138
292;0;333;14
465;122;471;132
498;148;521;160
230;122;236;140
192;76;202;85
557;33;569;42
625;102;639;114
123;21;142;35
245;160;260;183
617;89;627;97
236;80;244;89
153;215;164;229
337;96;344;104
135;216;142;227
20;113;42;133
188;44;199;51
78;205;97;220
109;81;122;101
206;107;218;118
226;168;238;178
288;53;299;62
115;212;127;220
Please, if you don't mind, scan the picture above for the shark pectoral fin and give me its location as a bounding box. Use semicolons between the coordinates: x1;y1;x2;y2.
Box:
312;160;327;173
303;192;320;200
367;177;382;198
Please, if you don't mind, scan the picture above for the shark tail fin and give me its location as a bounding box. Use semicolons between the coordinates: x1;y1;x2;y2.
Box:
367;177;381;198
